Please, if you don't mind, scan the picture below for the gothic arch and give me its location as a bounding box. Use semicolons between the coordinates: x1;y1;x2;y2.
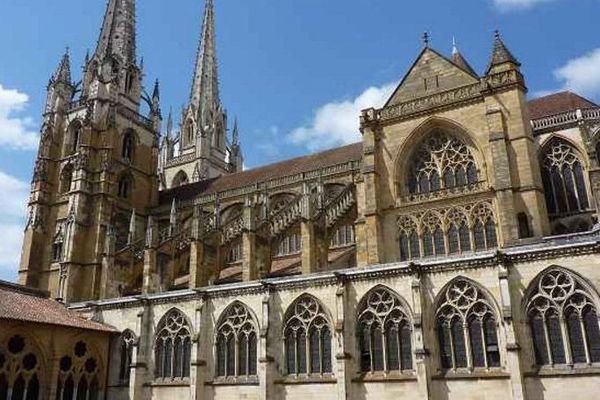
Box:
55;336;105;400
394;117;487;198
539;136;591;217
117;329;136;383
282;294;334;375
433;277;502;370
356;285;414;373
154;308;193;381
121;129;138;161
65;119;84;156
523;266;600;366
171;170;189;188
116;171;134;199
215;301;259;378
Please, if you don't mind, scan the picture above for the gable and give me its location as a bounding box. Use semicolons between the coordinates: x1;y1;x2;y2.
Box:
386;48;480;107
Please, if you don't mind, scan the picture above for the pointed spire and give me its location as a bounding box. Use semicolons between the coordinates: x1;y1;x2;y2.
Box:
232;117;239;145
169;199;178;236
95;0;137;65
189;0;221;126
127;209;136;245
166;107;174;138
152;79;160;101
450;38;478;77
52;47;72;85
145;216;156;248
488;30;520;73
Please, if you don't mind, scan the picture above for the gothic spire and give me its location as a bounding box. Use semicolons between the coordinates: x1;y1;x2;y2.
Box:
166;107;174;138
189;0;221;125
487;30;520;73
232;117;239;145
95;0;137;65
52;48;72;85
451;38;477;77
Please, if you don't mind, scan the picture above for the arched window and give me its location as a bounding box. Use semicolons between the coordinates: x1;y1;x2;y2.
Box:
172;171;189;188
330;225;355;248
55;341;101;400
472;203;498;251
154;309;192;381
0;335;41;400
526;268;600;366
398;216;420;261
284;295;332;376
216;302;258;378
275;232;302;257
541;138;589;216
67;122;82;155
52;226;65;262
227;240;243;264
407;130;478;195
185;120;194;146
518;212;532;239
421;212;444;258
122;131;135;161
436;279;501;370
357;287;413;373
117;175;132;199
60;165;73;194
119;330;136;383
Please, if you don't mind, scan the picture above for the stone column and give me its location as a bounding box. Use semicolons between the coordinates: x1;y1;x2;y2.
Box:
99;225;117;299
486;107;519;244
190;297;206;400
411;268;431;399
357;108;383;266
189;206;209;288
131;300;152;400
334;274;350;400
259;285;274;400
498;259;527;400
300;185;328;274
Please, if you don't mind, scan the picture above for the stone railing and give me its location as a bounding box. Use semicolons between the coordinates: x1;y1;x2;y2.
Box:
222;215;245;243
270;196;304;236
531;107;600;132
165;153;196;168
399;181;488;205
117;105;154;130
325;185;356;228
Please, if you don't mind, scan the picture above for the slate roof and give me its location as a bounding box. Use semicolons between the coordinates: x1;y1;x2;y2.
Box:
0;280;116;333
528;91;598;120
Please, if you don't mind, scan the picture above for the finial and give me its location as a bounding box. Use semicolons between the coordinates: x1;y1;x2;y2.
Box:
152;78;160;99
452;36;458;55
422;31;430;48
494;29;501;40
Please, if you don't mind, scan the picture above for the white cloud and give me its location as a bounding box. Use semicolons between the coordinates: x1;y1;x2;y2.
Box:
0;170;29;281
553;48;600;99
0;84;39;151
287;83;396;152
492;0;557;11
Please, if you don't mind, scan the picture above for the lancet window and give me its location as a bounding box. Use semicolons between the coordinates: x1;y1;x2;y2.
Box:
408;130;478;195
118;330;136;383
216;303;258;378
0;335;40;400
154;309;192;381
357;287;413;373
284;295;332;376
276;232;302;257
55;341;101;400
330;225;355;248
436;279;501;370
541;138;589;216
526;268;600;366
122;131;134;161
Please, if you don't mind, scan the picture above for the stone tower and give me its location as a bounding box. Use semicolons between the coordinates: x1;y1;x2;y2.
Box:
159;0;243;190
18;0;161;302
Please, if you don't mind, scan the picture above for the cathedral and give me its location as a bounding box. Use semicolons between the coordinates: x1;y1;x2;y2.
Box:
2;0;600;399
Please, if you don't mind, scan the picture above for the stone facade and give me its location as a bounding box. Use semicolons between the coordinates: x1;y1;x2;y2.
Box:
12;0;600;399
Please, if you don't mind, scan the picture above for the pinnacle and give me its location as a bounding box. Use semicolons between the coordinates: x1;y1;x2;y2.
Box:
488;29;520;72
52;47;72;85
95;0;137;65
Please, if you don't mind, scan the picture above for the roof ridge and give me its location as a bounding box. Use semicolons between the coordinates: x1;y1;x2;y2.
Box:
0;280;49;298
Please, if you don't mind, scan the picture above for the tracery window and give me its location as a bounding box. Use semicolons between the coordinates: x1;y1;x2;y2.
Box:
526;268;600;366
122;131;134;161
284;295;332;376
52;228;64;262
55;341;101;400
67;122;82;155
408;130;478;195
399;216;420;261
541;138;589;216
119;330;136;383
227;240;243;264
154;309;192;381
216;302;258;378
472;203;498;251
0;335;40;400
421;212;445;258
357;287;413;373
276;232;302;256
60;165;73;194
330;225;355;248
436;279;501;370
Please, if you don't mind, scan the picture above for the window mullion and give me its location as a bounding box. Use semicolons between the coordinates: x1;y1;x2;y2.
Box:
481;318;489;369
543;316;554;366
448;324;456;370
579;314;592;365
369;327;375;373
234;335;240;377
382;327;388;373
294;332;299;376
397;325;403;371
319;329;324;375
560;316;573;365
464;320;473;370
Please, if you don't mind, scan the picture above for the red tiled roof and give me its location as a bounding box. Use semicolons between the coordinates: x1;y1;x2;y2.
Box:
0;281;116;333
528;91;597;120
160;142;363;203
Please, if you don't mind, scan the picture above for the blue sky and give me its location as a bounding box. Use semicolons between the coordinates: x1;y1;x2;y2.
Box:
0;0;599;281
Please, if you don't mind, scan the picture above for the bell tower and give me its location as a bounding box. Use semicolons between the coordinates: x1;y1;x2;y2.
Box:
19;0;161;302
